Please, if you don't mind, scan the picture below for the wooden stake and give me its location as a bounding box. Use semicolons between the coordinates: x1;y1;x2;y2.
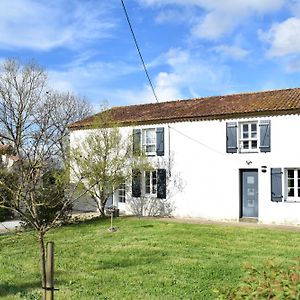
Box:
45;242;54;300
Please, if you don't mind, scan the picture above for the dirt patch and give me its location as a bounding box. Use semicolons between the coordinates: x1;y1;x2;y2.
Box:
156;217;300;232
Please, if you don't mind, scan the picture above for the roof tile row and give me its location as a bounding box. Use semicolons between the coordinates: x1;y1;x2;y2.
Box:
69;88;300;129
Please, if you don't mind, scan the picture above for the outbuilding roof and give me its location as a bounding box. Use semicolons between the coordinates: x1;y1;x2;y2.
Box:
0;144;13;155
69;87;300;129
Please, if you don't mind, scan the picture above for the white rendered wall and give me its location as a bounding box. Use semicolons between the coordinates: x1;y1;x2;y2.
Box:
168;114;300;225
70;127;133;214
70;114;300;225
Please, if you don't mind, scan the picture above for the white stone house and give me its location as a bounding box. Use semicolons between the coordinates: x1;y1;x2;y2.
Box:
0;144;18;169
69;87;300;225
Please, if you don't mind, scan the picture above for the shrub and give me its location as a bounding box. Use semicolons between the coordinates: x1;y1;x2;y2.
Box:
21;169;72;227
0;207;13;221
215;259;300;299
0;169;16;221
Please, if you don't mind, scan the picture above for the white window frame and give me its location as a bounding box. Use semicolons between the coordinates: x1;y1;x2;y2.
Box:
285;168;300;202
239;121;259;153
144;170;157;196
142;128;156;156
118;183;126;203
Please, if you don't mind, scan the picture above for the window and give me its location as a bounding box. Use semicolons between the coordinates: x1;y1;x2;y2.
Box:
142;129;156;155
226;120;270;154
239;122;258;152
133;127;164;156
118;183;126;203
145;170;157;195
132;168;166;199
285;169;300;201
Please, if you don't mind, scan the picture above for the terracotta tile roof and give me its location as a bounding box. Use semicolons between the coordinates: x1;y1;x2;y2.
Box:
69;87;300;129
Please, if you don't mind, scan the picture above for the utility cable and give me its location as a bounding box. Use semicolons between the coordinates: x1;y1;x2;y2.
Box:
120;0;159;103
168;125;232;158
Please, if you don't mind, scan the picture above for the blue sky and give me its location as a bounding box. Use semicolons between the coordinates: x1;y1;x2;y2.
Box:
1;0;300;107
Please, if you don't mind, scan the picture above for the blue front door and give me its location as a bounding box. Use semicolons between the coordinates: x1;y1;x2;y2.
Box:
242;170;258;218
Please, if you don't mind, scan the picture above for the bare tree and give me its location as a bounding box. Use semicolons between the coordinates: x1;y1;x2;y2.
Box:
0;58;92;299
70;110;150;216
49;91;92;162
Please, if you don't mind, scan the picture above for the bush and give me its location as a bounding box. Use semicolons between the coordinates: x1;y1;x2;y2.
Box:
0;206;13;221
215;259;300;299
0;169;16;221
20;169;72;227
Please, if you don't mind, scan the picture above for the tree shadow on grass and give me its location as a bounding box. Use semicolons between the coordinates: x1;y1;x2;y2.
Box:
140;224;154;228
0;281;40;297
94;249;164;270
0;280;65;297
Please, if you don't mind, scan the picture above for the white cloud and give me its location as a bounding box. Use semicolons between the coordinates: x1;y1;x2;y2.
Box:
259;17;300;57
48;53;144;103
156;48;233;98
138;0;285;39
48;47;234;106
118;48;234;104
0;0;115;51
212;45;249;60
286;58;300;72
155;8;193;24
138;0;284;12
191;13;236;40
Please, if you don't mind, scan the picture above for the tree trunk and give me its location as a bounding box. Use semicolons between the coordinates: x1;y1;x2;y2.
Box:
39;231;47;300
97;191;107;217
99;204;105;217
94;197;106;217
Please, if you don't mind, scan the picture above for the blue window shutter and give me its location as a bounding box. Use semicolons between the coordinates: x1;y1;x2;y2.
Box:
156;127;164;156
157;169;166;199
260;120;271;152
226;122;237;153
132;169;141;197
133;129;141;155
271;168;283;202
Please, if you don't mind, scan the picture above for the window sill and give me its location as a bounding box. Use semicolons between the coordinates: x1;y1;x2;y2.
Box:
284;200;300;203
145;153;156;157
239;150;259;154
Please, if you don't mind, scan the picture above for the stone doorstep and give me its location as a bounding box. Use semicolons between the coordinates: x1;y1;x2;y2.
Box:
239;217;258;223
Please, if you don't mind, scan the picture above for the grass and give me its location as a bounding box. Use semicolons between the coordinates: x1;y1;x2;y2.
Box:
1;217;300;299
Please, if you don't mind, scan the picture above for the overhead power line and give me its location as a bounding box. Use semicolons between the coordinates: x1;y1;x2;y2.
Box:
168;125;230;158
120;0;159;103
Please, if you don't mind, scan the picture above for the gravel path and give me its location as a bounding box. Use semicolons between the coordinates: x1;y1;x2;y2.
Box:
0;220;21;234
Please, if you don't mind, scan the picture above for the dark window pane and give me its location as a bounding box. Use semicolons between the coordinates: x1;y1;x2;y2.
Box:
152;185;157;194
298;188;300;197
146;145;155;153
288;170;294;178
288;188;295;197
251;141;257;149
152;171;157;194
243;141;249;149
145;172;150;194
288;179;294;187
251;123;257;132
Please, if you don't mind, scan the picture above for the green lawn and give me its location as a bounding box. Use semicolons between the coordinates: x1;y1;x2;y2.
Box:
1;217;300;300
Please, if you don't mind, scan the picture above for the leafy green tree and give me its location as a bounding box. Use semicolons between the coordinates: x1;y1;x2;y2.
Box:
71;111;150;216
